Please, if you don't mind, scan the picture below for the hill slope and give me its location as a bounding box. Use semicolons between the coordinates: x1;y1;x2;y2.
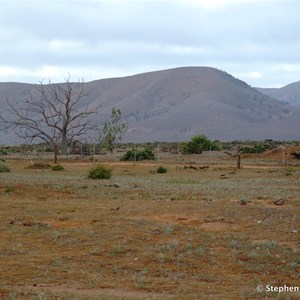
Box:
1;67;300;143
257;81;300;108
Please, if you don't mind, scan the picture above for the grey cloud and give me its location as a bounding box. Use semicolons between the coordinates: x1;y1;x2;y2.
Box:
0;0;300;86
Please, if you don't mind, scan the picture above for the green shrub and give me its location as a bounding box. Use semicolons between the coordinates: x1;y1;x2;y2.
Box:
120;148;155;161
0;161;10;173
0;149;7;155
52;164;64;171
88;165;112;180
157;166;167;173
180;134;222;154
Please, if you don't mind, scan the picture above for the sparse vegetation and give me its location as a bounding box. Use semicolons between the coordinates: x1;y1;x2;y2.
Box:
240;143;267;154
88;165;112;179
0;152;299;299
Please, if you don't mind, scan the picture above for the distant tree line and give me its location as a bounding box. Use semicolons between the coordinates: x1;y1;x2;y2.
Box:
1;138;299;158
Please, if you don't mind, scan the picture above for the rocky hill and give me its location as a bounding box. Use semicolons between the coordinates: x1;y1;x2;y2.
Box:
1;67;300;144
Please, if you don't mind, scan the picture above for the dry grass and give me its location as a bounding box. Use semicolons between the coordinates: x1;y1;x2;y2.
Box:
0;157;299;299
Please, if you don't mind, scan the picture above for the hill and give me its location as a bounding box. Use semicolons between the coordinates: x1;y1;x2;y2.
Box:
257;81;300;108
1;67;300;144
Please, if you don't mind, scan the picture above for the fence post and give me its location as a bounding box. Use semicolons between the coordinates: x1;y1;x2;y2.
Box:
282;146;286;166
93;144;96;164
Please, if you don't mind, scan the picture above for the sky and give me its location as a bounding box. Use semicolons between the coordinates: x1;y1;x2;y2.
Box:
0;0;299;87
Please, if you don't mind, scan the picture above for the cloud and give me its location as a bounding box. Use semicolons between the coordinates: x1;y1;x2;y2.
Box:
249;72;263;79
0;0;300;87
0;66;19;77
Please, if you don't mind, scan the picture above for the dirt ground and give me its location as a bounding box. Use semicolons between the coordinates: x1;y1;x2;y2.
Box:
0;153;299;299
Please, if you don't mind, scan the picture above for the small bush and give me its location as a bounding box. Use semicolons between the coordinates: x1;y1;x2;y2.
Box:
52;164;64;171
88;165;112;180
120;148;155;161
0;161;10;173
157;166;167;173
240;197;251;205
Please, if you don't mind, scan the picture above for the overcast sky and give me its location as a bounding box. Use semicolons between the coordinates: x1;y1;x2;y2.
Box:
0;0;299;87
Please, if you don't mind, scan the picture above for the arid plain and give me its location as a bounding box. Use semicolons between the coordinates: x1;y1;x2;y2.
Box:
0;150;299;299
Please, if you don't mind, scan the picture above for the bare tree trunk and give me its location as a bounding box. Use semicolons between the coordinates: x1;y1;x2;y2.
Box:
61;142;68;156
60;129;68;155
237;153;241;169
54;145;58;164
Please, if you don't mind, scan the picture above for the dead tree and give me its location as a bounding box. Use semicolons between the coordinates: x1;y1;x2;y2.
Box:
0;76;100;163
224;146;241;169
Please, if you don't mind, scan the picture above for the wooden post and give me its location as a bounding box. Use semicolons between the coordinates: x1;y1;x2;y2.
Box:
282;146;286;166
134;145;137;162
93;144;96;164
237;146;241;169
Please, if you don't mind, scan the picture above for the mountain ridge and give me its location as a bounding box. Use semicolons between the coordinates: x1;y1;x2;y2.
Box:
257;81;300;108
1;67;300;144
